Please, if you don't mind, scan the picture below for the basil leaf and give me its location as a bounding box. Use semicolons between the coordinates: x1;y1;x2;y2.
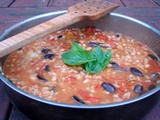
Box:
85;46;112;73
61;41;112;74
62;50;95;65
62;41;95;65
103;49;112;65
71;41;85;51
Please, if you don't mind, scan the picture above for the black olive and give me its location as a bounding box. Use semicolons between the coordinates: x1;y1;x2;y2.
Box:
149;85;156;90
18;48;22;50
72;95;85;104
150;72;159;82
87;42;108;48
148;54;158;61
44;54;55;60
111;62;127;71
113;66;127;71
134;84;143;94
130;67;143;77
44;65;50;72
115;34;120;38
87;42;100;47
57;35;63;39
41;48;51;54
100;45;108;48
37;74;48;82
110;62;119;67
101;82;116;93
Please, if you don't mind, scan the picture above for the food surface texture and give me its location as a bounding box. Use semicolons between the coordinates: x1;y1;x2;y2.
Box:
3;27;160;105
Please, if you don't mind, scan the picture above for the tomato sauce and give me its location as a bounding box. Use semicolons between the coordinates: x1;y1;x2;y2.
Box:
3;27;160;105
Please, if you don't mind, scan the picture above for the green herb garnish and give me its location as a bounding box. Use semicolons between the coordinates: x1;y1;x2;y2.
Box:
62;42;95;65
61;41;112;74
85;46;112;73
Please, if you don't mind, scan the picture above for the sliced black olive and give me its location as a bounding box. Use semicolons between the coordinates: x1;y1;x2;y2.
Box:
111;62;127;71
87;42;108;48
134;84;143;94
113;67;127;71
72;95;85;104
110;62;119;67
115;34;120;38
100;45;108;48
150;72;159;82
41;48;51;54
57;35;63;39
149;85;156;90
44;65;50;72
101;82;116;93
37;74;48;82
18;48;22;50
130;67;143;77
148;54;158;61
87;42;100;47
44;54;55;60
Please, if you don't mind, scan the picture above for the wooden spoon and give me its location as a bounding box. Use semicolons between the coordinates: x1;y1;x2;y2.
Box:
0;0;118;57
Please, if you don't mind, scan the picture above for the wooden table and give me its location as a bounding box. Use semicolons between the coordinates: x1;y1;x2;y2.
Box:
0;0;160;120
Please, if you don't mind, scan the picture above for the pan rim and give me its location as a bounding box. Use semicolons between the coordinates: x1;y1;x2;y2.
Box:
0;11;160;109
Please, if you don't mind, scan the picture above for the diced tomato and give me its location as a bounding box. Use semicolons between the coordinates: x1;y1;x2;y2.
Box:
78;90;89;98
148;60;159;72
85;33;93;39
137;43;145;47
108;39;118;48
78;90;101;103
85;27;96;33
73;33;80;39
118;84;126;91
149;60;158;66
117;82;130;99
30;59;41;67
52;67;60;72
95;84;102;90
65;76;77;83
126;82;134;88
147;66;158;72
86;96;100;103
108;39;114;44
96;34;109;41
158;66;160;72
117;88;124;98
39;63;46;70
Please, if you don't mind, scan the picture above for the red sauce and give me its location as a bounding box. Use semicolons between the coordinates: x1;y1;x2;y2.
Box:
3;27;160;105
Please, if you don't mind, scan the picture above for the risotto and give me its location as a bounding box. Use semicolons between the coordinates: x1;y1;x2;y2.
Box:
3;27;160;105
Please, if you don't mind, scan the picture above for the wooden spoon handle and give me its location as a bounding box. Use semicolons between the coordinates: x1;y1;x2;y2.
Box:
0;0;119;57
0;12;82;57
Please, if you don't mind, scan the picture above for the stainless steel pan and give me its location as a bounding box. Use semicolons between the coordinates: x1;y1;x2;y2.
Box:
0;11;160;120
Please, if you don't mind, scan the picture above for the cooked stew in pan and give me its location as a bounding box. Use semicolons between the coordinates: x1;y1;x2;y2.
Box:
3;27;160;105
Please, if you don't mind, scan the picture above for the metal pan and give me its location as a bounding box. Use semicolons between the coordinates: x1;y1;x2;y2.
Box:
0;11;160;120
